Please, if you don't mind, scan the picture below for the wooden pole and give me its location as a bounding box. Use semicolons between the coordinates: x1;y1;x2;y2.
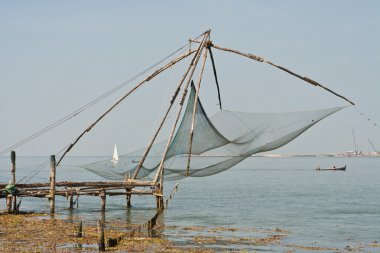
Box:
153;31;210;184
77;221;83;238
208;42;355;106
100;189;106;212
69;194;74;210
10;151;17;213
132;32;209;180
126;188;131;208
156;185;164;210
186;47;209;176
97;220;105;252
56;49;197;167
6;195;11;213
49;155;56;213
0;180;156;189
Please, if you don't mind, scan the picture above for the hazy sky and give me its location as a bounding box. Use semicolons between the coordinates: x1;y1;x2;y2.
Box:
0;1;379;157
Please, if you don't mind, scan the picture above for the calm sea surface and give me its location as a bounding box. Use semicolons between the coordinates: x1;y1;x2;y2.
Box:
1;156;379;252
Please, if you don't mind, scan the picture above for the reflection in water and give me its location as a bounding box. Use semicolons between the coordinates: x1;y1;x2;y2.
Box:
125;207;131;223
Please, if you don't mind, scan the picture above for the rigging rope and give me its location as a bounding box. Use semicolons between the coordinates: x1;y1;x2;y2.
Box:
18;145;68;183
356;109;379;128
189;39;355;106
207;45;223;110
56;48;197;166
0;42;193;157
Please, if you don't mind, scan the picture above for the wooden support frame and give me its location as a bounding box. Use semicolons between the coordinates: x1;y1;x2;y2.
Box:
56;48;197;166
132;31;210;180
186;44;209;176
153;31;211;184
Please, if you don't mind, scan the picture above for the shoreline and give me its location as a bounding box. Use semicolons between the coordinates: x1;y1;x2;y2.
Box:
1;212;379;252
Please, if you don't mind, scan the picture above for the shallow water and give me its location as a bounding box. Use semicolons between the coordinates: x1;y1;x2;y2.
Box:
1;156;379;252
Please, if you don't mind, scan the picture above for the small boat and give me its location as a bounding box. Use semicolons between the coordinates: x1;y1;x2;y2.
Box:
111;144;119;162
316;165;346;171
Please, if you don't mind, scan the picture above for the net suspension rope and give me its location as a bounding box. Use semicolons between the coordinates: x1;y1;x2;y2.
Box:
0;38;198;158
189;39;355;106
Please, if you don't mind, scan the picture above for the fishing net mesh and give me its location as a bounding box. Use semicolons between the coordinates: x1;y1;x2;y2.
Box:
81;86;344;181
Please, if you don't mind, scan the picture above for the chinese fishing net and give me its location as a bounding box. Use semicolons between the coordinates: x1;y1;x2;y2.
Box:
81;85;345;181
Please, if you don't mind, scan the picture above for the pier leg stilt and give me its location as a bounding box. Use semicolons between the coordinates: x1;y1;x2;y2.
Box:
126;188;132;208
6;196;11;213
97;220;105;251
155;183;164;210
69;194;74;210
77;221;83;238
100;189;106;212
11;151;17;213
49;155;56;214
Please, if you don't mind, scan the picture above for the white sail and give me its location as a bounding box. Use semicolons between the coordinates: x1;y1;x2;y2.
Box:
112;144;119;161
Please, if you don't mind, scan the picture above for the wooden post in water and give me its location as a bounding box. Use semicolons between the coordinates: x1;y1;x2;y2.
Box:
125;174;132;208
126;188;131;208
155;183;164;210
49;155;56;214
76;221;83;238
97;220;105;251
100;189;106;212
69;193;74;210
6;195;11;213
11;151;17;213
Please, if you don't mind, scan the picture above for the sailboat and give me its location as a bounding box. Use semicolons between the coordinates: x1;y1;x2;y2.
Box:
111;144;118;162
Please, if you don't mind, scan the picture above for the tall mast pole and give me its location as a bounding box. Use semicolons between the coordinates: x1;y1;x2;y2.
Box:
186;47;209;176
132;31;209;180
153;30;211;184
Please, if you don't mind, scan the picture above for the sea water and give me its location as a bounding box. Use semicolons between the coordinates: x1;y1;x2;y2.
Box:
1;156;379;252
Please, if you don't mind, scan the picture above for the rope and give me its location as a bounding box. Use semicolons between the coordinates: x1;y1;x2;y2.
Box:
207;46;223;110
356;109;379;128
0;42;193;158
18;145;68;184
189;39;355;106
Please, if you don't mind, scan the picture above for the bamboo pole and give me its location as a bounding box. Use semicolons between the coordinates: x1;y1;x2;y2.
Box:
56;49;196;167
125;184;132;208
132;34;208;180
76;221;83;238
49;155;56;213
186;48;209;176
153;32;211;184
15;189;155;198
190;39;355;106
69;194;74;209
152;32;210;209
97;220;105;251
100;189;106;212
212;43;355;105
6;195;11;213
0;180;156;189
11;151;17;213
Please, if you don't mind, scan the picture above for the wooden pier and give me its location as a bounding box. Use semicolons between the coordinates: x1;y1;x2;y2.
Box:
0;152;165;214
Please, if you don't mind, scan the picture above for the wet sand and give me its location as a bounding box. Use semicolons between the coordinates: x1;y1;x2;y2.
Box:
1;212;379;252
